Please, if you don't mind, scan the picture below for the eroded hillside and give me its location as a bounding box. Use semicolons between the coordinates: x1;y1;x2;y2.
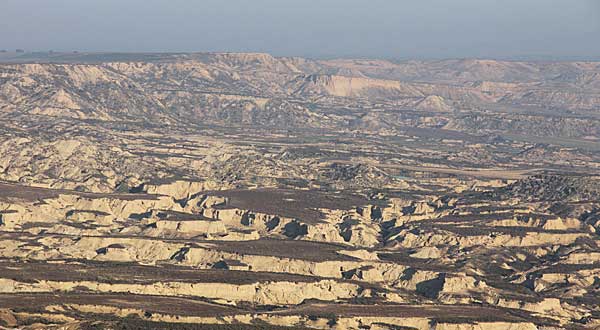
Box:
0;52;599;330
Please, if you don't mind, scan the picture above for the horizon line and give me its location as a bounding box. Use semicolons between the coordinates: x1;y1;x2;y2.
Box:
1;49;600;63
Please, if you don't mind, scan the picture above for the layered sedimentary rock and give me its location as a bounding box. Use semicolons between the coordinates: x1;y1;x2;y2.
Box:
0;52;599;329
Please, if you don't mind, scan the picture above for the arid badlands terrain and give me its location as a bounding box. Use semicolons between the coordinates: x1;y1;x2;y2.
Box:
0;51;599;329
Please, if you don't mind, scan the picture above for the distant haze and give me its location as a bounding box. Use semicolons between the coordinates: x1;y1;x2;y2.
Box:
1;0;599;60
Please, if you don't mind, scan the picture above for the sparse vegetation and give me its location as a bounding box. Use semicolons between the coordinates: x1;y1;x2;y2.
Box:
0;52;598;330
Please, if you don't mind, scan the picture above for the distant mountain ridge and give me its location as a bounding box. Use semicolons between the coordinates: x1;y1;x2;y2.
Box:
1;52;599;139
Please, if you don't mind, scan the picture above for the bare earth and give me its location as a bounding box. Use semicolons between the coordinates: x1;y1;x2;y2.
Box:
0;51;599;330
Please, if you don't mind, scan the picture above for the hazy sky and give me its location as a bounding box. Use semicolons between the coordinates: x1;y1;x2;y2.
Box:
1;0;599;59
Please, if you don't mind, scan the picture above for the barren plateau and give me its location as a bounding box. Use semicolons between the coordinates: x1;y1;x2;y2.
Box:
0;51;599;330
